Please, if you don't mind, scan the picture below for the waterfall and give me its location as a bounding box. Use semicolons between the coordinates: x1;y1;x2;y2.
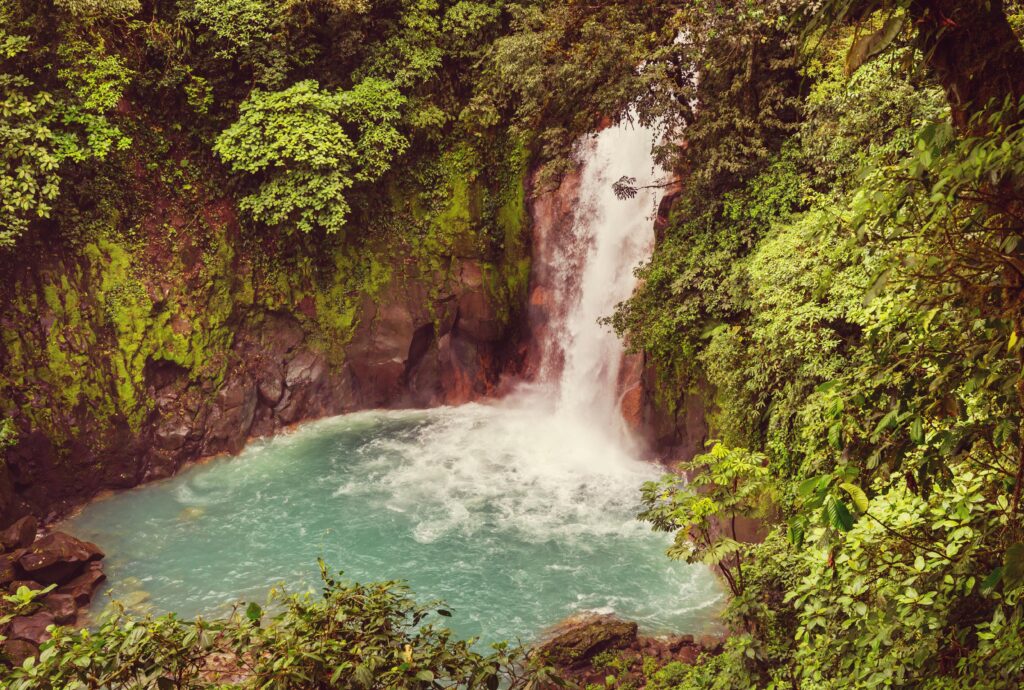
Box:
529;120;666;447
63;119;724;644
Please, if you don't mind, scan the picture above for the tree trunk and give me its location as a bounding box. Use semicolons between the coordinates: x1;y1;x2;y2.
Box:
908;0;1024;132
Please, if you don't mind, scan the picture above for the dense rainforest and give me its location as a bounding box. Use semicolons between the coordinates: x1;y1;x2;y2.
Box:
3;0;1024;687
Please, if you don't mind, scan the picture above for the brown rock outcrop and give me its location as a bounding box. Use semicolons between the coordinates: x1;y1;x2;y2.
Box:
0;516;38;550
17;532;104;585
536;613;723;689
537;613;639;669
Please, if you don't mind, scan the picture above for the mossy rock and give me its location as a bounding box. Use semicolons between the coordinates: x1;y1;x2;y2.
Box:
537;614;638;669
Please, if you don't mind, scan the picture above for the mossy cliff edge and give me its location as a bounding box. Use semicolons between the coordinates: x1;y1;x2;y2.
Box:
0;129;532;522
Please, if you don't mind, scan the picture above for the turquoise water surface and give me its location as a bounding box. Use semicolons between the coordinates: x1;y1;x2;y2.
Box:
63;401;723;645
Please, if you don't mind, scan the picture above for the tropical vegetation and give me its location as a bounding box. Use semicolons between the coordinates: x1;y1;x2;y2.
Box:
3;0;1024;688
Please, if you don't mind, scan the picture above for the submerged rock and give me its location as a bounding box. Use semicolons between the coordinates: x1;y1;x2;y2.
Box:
120;589;152;609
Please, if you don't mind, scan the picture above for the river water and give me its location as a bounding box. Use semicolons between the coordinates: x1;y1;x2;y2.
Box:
62;121;723;645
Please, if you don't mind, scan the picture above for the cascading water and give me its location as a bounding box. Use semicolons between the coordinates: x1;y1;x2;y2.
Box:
537;122;664;441
62;121;721;644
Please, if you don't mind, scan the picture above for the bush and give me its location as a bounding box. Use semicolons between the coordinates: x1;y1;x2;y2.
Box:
4;562;559;689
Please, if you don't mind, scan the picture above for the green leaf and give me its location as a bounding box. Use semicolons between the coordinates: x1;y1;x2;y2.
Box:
872;407;900;437
798;475;827;498
815;380;840;394
838;483;869;513
824;495;855;532
416;670;435;682
787;515;806;549
353;664;374;688
863;268;891;306
909;416;924;445
245;601;262;622
981;566;1003;593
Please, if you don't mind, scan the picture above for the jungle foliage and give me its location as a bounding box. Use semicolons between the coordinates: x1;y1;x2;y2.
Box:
5;0;1024;688
3;563;559;689
612;1;1024;688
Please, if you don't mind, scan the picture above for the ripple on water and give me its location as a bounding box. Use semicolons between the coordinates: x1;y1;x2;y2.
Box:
62;403;724;645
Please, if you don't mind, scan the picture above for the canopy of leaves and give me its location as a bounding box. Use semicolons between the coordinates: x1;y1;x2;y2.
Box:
214;78;407;234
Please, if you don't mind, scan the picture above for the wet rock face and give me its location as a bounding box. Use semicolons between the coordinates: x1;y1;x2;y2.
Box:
536;613;723;688
520;168;581;381
619;182;712;461
0;245;522;524
0;528;107;667
537;613;639;669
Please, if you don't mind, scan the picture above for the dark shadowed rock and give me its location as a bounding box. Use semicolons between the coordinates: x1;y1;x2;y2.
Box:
0;549;26;586
17;532;104;585
537;614;638;669
0;515;38;550
204;378;257;454
2;639;39;666
8;611;55;644
57;561;106;606
41;592;77;625
154;417;191;451
7;579;43;594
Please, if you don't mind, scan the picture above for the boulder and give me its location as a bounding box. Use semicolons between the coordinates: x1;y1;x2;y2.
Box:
154;417;192;451
7;580;43;594
0;549;26;586
2;639;39;667
17;532;104;585
8;611;55;644
42;592;78;625
537;614;638;669
0;515;38;550
257;367;284;406
204;378;257;454
284;350;326;389
56;561;106;606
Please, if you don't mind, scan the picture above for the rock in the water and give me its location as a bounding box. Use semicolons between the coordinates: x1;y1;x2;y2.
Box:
0;515;38;550
537;614;639;669
120;589;151;609
17;532;104;584
8;611;55;644
56;561;106;606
